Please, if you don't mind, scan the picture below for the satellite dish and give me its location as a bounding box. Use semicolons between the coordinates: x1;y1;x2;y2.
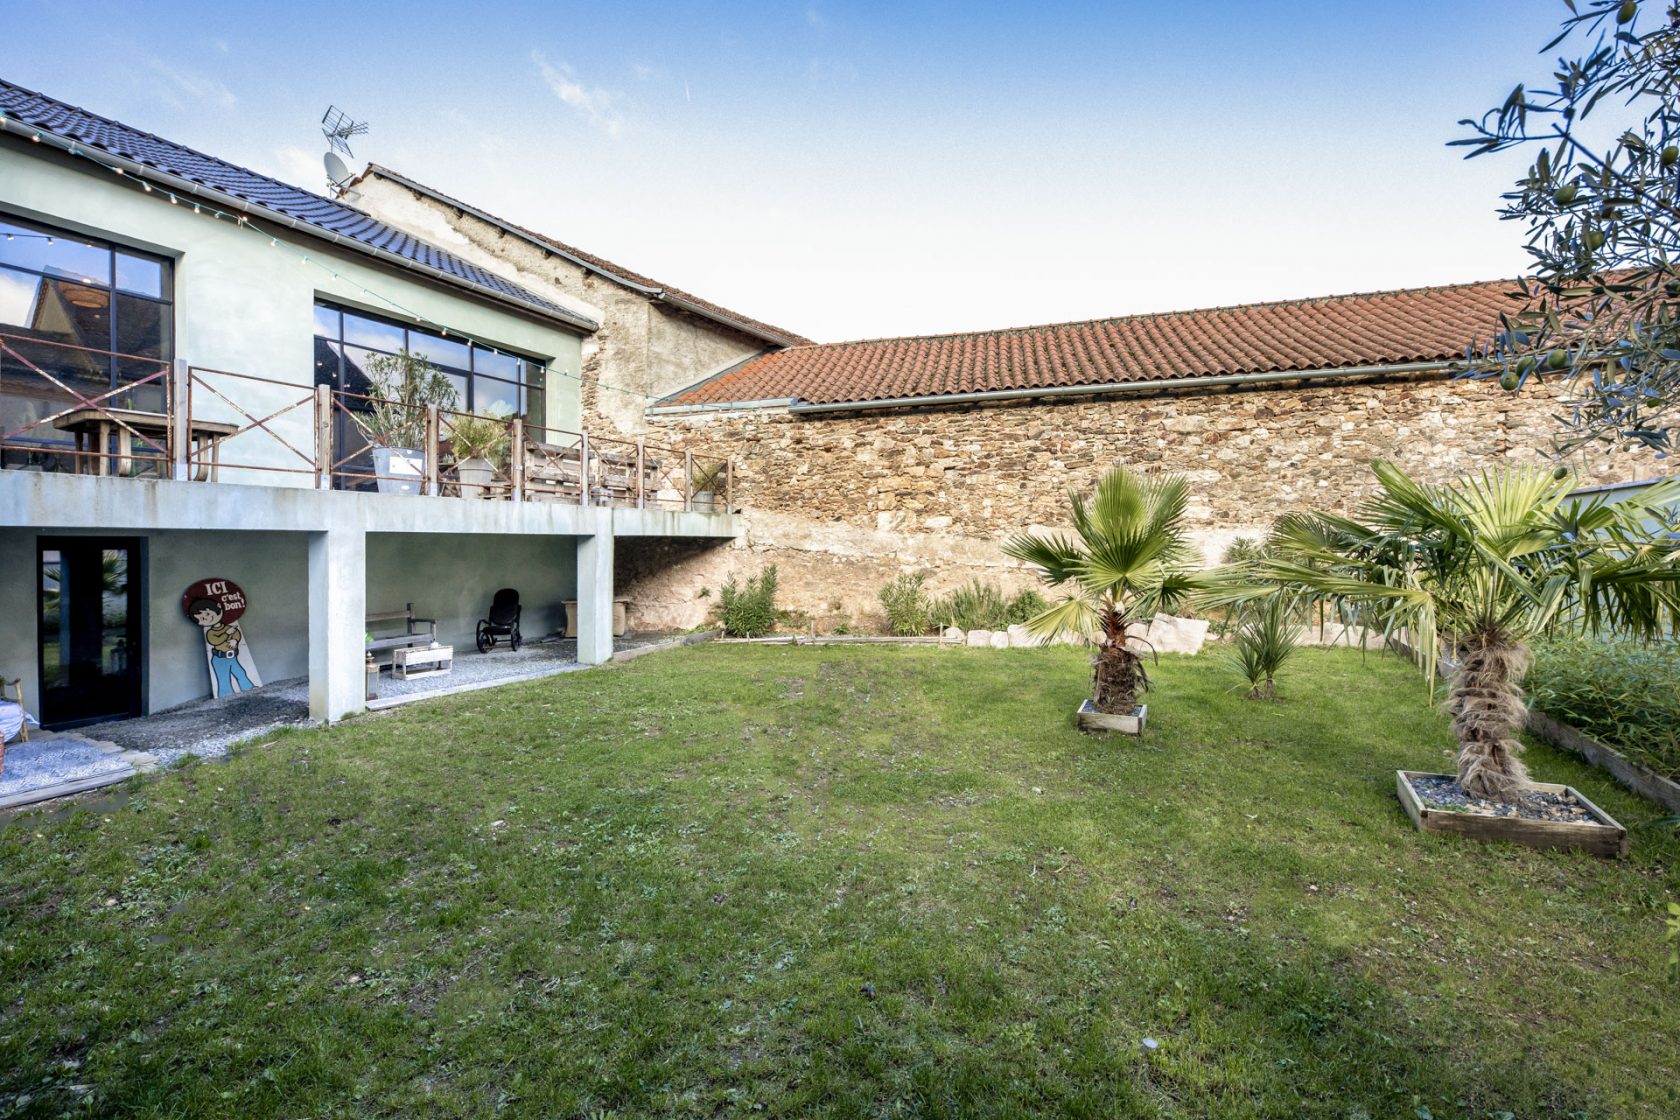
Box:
323;151;351;189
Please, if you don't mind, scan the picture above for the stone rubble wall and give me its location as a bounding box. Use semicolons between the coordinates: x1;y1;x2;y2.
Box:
622;374;1653;632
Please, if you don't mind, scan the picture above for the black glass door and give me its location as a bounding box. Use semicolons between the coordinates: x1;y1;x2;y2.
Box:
39;538;143;727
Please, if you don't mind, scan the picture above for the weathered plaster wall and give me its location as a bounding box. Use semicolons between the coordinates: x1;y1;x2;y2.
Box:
353;175;768;437
624;373;1658;631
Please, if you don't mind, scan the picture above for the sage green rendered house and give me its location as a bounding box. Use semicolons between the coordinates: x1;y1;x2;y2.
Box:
0;79;741;728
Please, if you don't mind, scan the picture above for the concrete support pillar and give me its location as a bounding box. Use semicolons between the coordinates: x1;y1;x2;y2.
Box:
575;532;614;665
308;529;367;723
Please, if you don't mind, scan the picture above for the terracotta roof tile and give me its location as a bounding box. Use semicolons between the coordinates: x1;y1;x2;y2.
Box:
663;278;1524;408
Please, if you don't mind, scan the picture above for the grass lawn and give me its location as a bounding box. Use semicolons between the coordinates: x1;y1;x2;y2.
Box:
2;645;1676;1118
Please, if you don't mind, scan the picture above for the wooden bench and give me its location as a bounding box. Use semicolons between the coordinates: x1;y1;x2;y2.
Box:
366;604;438;665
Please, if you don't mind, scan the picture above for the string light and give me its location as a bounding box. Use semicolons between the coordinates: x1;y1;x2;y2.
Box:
20;123;679;403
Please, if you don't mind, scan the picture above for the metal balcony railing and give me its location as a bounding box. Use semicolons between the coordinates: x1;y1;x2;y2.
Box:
0;336;734;512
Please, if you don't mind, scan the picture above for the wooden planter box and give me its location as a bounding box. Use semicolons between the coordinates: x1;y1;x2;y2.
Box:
1077;700;1147;735
1395;770;1629;858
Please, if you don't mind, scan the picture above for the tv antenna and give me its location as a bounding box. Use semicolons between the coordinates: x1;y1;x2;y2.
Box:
320;105;368;196
320;105;369;157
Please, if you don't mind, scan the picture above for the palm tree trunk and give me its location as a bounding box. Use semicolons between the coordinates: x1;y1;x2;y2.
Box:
1092;613;1143;715
1449;631;1532;801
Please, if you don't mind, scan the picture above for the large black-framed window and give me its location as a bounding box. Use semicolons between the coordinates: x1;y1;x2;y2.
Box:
311;301;546;423
0;213;174;465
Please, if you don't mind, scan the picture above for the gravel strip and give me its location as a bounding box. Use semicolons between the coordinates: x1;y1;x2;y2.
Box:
0;738;133;800
1411;774;1601;823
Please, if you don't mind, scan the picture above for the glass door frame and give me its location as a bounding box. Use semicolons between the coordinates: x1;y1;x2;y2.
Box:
37;535;146;729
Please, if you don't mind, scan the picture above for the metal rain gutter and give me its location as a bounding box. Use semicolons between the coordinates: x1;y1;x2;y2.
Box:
647;397;797;416
365;166;805;349
0;119;600;334
782;359;1473;416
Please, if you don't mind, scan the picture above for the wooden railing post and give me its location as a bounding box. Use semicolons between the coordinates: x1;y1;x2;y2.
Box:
423;406;440;496
579;430;591;506
683;449;694;512
171;359;190;481
724;458;734;513
510;418;525;502
314;385;334;489
636;437;646;508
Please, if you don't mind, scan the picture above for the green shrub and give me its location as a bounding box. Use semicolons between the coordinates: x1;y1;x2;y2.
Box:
718;565;779;637
1527;636;1680;780
1005;588;1048;625
878;574;933;636
930;583;1053;631
1221;535;1267;566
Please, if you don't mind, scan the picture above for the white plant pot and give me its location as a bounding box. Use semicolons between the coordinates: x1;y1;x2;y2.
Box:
456;456;495;499
692;489;718;513
372;446;424;495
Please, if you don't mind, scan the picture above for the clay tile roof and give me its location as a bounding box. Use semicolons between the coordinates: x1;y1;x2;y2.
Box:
359;165;812;348
662;278;1525;409
0;79;586;327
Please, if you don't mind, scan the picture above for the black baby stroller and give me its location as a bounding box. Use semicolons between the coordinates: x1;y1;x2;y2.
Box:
476;588;522;653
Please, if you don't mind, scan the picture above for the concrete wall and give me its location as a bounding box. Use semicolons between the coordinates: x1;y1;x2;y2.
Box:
352;174;769;437
365;532;577;651
0;136;587;475
0;528;312;719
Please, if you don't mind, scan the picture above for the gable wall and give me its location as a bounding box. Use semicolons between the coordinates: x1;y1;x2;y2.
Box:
352;176;768;437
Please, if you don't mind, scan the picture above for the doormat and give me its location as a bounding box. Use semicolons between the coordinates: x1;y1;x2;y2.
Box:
0;738;135;809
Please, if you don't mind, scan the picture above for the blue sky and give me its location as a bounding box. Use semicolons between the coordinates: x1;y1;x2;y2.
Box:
3;1;1560;342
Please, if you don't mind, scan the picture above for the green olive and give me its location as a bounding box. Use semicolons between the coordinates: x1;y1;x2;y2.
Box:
1554;183;1580;205
1546;348;1571;370
1500;370;1521;391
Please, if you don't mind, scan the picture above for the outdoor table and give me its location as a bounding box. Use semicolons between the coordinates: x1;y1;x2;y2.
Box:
59;408;239;481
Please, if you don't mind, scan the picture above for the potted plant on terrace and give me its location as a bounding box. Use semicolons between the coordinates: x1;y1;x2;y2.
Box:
447;405;513;500
1004;465;1204;734
360;350;458;494
1215;461;1680;854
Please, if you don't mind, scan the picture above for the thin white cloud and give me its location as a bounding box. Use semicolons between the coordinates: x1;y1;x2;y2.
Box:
147;59;237;110
805;5;826;28
532;52;626;136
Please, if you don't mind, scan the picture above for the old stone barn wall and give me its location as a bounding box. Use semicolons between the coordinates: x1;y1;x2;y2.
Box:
621;373;1653;631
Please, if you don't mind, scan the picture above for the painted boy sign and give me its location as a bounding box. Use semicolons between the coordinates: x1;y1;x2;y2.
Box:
180;577;263;699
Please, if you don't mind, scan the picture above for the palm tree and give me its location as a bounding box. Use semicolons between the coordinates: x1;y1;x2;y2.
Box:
1004;466;1202;715
1216;461;1679;801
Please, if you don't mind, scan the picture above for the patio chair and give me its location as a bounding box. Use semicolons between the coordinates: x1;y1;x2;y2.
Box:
476;588;522;653
2;678;27;743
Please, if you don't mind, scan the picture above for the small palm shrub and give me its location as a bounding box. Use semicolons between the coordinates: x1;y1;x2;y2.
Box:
878;574;933;636
1005;466;1203;715
1226;594;1301;701
719;565;779;637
